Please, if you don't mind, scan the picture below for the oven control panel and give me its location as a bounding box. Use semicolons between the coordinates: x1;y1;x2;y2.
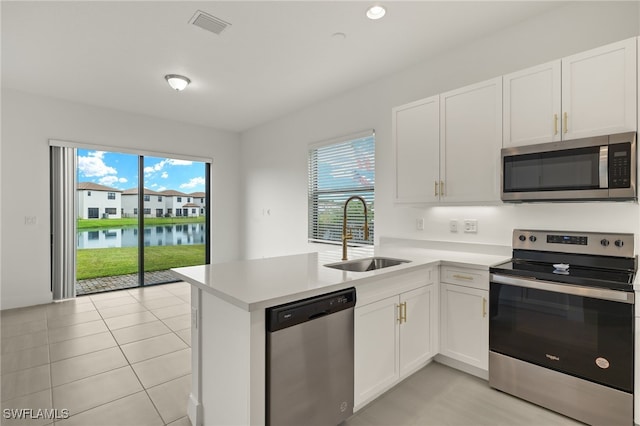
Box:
513;229;634;258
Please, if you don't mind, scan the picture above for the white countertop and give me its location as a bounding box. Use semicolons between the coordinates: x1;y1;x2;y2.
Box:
171;244;510;312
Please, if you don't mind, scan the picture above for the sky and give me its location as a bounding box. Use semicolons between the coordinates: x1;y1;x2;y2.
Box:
77;149;206;193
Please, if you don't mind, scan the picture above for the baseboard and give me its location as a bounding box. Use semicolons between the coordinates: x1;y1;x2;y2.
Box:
187;393;202;426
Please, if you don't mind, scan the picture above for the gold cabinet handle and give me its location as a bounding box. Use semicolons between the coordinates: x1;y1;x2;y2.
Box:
440;181;445;197
563;112;568;134
434;181;439;197
453;274;473;280
482;297;487;318
397;302;407;324
554;114;558;135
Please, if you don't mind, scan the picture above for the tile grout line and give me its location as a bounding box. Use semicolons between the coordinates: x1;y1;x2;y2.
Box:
2;284;191;425
131;287;192;425
99;291;169;425
50;296;101;418
53;294;153;422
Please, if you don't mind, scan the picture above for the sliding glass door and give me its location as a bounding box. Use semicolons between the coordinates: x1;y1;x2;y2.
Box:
142;155;208;286
62;147;210;296
76;149;140;294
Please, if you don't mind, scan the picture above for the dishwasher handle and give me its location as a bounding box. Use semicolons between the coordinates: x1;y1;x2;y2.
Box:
308;310;330;321
266;287;356;332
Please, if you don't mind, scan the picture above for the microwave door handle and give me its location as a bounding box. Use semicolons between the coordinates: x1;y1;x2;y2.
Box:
599;146;608;189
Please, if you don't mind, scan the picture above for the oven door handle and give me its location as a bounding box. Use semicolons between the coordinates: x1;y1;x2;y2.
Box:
490;274;634;304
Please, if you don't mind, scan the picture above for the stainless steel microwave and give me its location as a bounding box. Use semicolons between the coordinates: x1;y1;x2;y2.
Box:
501;132;636;202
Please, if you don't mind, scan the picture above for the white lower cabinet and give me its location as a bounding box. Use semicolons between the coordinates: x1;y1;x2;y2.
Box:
354;265;492;410
439;282;488;370
354;271;436;410
354;295;400;408
399;286;435;377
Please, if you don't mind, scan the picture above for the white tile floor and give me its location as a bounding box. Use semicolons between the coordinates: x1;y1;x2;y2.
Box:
1;282;192;426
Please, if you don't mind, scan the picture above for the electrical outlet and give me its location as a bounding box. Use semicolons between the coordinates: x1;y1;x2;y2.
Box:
464;219;478;233
449;219;458;233
416;218;425;231
24;216;37;225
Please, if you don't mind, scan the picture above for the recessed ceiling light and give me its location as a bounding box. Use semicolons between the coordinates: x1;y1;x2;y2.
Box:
366;5;386;20
332;32;347;41
164;74;191;91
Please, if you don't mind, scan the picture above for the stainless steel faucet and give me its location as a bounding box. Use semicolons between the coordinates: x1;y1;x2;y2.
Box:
342;195;370;261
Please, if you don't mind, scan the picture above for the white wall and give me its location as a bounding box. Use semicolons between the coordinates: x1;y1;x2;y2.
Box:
1;89;241;310
240;2;640;259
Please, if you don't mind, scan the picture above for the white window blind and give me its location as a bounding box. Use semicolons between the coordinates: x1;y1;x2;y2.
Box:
308;132;375;245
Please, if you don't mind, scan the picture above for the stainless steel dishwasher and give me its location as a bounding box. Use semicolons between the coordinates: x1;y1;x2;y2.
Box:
266;287;356;426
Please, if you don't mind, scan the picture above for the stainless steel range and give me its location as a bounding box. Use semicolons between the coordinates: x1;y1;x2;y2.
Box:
489;230;636;426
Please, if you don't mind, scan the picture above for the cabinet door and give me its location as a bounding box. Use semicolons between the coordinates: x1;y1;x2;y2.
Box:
392;96;440;203
354;296;400;408
440;283;488;370
561;37;637;140
503;61;562;147
399;285;435;378
440;77;502;203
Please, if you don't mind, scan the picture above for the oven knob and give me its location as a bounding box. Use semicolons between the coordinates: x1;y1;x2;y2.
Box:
600;239;610;247
519;235;526;242
615;240;624;248
529;236;537;242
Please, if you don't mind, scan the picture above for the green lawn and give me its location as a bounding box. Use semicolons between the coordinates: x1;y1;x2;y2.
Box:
77;245;205;280
77;216;205;230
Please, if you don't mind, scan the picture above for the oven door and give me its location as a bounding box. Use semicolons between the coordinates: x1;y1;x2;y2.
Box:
490;274;634;392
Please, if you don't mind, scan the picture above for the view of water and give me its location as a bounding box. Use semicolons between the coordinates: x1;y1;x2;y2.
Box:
77;222;205;249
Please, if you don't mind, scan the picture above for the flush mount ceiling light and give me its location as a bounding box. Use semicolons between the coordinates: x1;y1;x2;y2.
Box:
164;74;191;91
366;5;386;20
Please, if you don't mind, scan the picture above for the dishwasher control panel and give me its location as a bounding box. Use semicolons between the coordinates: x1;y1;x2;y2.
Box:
266;287;356;332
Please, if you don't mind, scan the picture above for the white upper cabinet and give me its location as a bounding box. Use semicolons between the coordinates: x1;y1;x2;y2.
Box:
394;37;636;203
562;37;637;140
503;37;637;147
392;96;439;203
503;61;562;147
439;77;503;203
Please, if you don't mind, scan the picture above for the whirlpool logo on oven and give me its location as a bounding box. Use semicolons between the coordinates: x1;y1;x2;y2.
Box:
545;354;560;361
595;357;610;369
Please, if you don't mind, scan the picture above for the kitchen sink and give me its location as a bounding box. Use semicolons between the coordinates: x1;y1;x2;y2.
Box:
324;257;410;272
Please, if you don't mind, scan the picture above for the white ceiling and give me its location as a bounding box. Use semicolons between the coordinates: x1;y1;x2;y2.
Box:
2;1;565;133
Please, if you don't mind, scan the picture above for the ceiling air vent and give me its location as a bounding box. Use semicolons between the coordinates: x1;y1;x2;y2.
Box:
189;10;231;35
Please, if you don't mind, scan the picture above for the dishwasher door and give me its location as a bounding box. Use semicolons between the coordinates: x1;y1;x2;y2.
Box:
266;287;356;426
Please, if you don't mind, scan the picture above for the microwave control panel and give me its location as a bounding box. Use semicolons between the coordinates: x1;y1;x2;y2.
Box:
609;143;631;188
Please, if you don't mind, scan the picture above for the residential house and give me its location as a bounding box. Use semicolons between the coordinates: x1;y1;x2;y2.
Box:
76;182;122;219
181;202;201;218
160;190;204;217
160;190;187;217
121;188;165;217
190;192;206;216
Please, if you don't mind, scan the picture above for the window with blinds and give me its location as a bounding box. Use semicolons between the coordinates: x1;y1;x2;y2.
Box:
308;132;375;245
